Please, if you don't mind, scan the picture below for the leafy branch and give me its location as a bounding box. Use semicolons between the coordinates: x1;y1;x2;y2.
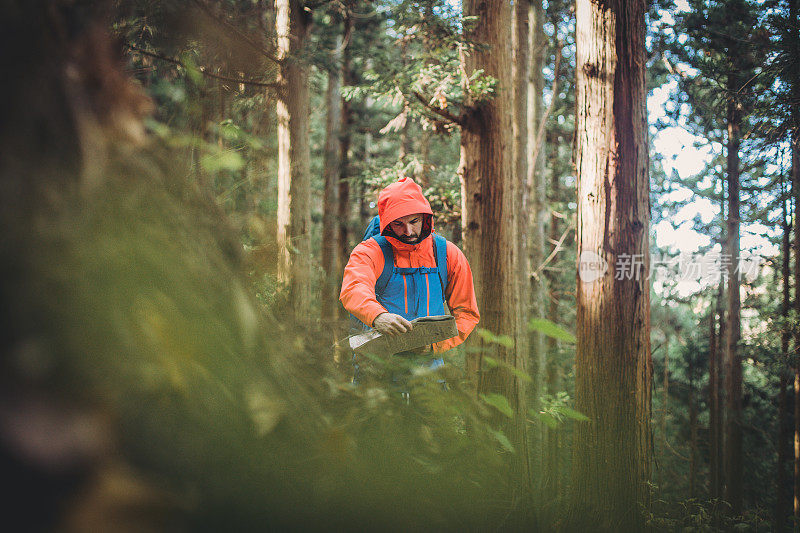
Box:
125;44;280;90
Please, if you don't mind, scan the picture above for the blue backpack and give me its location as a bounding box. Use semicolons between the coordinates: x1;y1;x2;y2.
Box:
351;215;448;331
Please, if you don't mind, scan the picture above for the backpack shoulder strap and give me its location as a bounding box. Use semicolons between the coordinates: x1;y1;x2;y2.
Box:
432;233;448;294
372;235;394;295
363;215;381;241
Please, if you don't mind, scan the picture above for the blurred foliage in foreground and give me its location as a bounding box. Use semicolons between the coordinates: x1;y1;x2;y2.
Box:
0;3;526;529
0;138;527;529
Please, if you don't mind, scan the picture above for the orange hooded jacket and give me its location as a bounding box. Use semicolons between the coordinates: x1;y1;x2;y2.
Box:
339;178;480;353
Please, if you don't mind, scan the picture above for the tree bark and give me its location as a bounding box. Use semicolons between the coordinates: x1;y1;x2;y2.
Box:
689;343;698;499
724;84;743;516
513;0;529;241
521;0;548;490
711;181;727;503
527;0;547;314
337;9;354;321
789;1;800;524
709;286;722;500
792;118;800;526
321;34;343;323
776;181;792;531
543;146;563;497
513;0;539;489
460;0;530;486
571;0;652;529
663;336;669;441
275;0;312;320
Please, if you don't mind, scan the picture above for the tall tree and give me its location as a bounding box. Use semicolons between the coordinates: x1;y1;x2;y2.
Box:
793;74;800;524
776;173;792;531
710;274;725;500
521;0;548;486
275;0;312;320
460;0;530;481
774;0;800;520
710;180;727;501
571;0;652;529
321;27;343;323
794;137;800;527
723;64;744;512
671;1;768;511
543;149;565;497
337;6;354;321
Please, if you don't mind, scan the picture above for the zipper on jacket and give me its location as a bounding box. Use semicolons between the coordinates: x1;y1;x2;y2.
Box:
425;273;430;316
403;274;408;314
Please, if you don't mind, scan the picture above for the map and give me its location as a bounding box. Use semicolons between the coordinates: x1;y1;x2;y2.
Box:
348;315;458;357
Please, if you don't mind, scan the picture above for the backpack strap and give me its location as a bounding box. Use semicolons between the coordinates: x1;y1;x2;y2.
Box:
363;215;381;241
432;233;448;294
372;233;447;297
372;235;394;295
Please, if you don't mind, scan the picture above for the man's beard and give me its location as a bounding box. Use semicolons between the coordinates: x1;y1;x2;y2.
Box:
397;234;421;244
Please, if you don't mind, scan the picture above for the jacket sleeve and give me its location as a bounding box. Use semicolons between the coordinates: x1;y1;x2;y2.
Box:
339;240;388;327
433;242;480;353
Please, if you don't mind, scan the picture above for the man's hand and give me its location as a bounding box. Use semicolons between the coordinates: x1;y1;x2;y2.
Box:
372;313;413;336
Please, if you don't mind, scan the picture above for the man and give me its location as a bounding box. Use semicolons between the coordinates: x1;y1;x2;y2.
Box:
340;177;479;355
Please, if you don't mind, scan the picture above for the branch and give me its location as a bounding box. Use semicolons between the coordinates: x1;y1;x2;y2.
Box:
532;221;572;281
412;91;463;126
125;44;280;90
661;54;690;80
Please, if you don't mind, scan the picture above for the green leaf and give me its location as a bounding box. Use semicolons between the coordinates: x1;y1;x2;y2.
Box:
480;393;513;418
476;328;514;348
219;120;243;142
528;318;576;344
481;356;531;382
507;365;532;383
200;150;244;173
489;429;515;453
554;406;590;422
180;52;203;86
482;356;499;368
534;411;560;429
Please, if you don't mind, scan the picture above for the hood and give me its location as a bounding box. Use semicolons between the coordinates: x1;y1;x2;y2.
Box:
377;177;434;234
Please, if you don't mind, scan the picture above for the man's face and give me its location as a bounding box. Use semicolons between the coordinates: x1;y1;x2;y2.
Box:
389;213;424;244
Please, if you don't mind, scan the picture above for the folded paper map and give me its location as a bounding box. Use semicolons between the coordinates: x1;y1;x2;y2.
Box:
349;315;458;357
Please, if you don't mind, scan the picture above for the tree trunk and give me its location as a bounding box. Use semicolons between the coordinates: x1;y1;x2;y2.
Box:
709;290;722;500
572;0;651;529
321;34;343;323
275;0;312;321
793;117;800;526
789;2;800;523
513;0;529;237
711;181;727;503
543;146;563;497
337;9;353;321
527;0;547;311
776;183;792;531
663;336;669;442
522;0;548;491
689;344;698;499
724;86;743;516
513;0;538;489
460;0;530;485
